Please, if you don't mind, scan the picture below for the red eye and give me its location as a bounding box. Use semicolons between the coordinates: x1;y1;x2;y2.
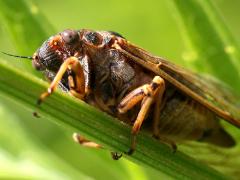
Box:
62;29;79;45
32;53;44;71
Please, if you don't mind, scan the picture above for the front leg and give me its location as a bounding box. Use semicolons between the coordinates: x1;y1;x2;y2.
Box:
37;56;86;105
73;133;122;160
118;76;165;155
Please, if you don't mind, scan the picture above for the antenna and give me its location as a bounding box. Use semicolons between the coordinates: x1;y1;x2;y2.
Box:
1;51;32;60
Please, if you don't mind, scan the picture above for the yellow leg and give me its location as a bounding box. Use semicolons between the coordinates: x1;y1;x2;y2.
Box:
118;76;165;155
73;133;102;148
152;92;177;152
73;133;122;160
37;56;85;105
153;87;165;137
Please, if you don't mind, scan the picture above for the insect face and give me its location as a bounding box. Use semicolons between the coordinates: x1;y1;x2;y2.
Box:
32;29;81;72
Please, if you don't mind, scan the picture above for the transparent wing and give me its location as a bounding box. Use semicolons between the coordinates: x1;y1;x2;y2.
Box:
117;40;240;127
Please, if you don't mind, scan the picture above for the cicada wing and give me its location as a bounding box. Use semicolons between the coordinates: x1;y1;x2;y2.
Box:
117;40;240;127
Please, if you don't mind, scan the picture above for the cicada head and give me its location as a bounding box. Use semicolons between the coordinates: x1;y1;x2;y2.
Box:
32;29;82;72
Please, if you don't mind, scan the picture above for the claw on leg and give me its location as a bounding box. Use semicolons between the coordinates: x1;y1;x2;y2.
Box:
111;152;122;160
33;111;40;118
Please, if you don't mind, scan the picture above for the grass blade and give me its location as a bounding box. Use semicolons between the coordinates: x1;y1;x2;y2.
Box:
0;0;54;54
0;59;227;179
168;0;240;91
166;0;240;177
0;0;236;178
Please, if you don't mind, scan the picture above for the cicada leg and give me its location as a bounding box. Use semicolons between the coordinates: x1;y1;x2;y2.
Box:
73;133;102;148
73;133;122;160
111;152;123;160
152;90;177;152
118;76;166;155
37;56;85;105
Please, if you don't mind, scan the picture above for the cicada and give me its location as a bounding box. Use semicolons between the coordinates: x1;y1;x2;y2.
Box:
4;29;240;158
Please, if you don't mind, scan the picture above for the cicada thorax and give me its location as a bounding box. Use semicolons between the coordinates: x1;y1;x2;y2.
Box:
85;42;152;115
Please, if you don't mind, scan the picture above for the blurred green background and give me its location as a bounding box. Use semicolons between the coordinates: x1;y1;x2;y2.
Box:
0;0;239;179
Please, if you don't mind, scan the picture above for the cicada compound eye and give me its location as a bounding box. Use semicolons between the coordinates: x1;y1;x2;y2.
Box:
61;29;79;45
32;53;45;71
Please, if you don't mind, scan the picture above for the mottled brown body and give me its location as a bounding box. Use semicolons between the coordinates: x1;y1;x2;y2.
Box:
28;29;240;150
156;88;234;147
74;33;233;146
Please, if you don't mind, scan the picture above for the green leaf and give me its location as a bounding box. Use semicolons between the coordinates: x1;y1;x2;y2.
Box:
166;0;240;177
0;0;238;179
0;58;227;179
0;0;54;74
167;0;240;92
0;95;91;179
0;0;54;54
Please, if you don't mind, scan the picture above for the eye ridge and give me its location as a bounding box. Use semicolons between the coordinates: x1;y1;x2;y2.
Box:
53;41;58;46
